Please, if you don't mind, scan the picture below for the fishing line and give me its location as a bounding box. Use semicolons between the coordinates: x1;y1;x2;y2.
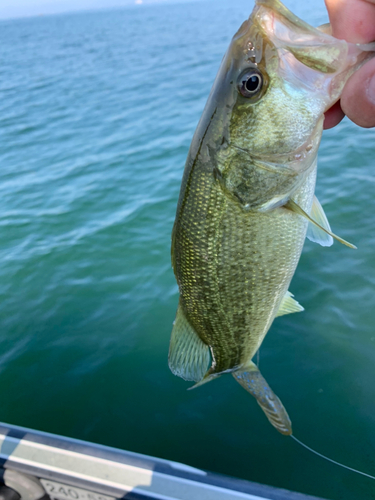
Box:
291;435;375;480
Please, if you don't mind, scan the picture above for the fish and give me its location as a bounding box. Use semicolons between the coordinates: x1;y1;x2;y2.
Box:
168;0;375;435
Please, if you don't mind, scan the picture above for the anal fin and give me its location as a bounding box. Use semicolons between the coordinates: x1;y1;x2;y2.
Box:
276;291;304;317
168;301;211;383
233;361;292;435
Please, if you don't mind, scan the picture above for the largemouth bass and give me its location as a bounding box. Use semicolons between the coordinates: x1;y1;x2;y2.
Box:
169;0;375;435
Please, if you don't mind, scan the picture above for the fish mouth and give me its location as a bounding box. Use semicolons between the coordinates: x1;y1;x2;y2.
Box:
233;117;323;175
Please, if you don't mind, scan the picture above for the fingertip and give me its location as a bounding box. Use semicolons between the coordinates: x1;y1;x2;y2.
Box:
341;58;375;128
323;101;345;129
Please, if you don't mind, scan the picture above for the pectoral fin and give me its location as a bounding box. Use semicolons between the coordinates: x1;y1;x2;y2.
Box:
306;195;333;247
233;361;292;435
168;301;211;383
284;199;356;249
276;291;304;317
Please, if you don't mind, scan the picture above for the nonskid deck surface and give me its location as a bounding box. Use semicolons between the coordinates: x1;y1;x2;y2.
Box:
0;423;327;500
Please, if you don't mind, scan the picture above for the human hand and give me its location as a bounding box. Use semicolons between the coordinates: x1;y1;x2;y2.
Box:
323;0;375;129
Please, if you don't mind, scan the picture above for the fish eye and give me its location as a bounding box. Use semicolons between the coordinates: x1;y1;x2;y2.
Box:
238;69;263;98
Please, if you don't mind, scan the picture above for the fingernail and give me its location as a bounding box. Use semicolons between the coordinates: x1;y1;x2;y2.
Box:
366;73;375;105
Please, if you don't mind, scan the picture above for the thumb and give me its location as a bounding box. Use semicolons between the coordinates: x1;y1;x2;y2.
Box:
341;58;375;128
324;0;375;127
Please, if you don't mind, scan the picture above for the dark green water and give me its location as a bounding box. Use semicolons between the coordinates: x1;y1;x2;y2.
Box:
1;1;375;499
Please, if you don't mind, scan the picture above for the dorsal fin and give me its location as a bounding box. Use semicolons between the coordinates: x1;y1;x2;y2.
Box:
168;302;211;382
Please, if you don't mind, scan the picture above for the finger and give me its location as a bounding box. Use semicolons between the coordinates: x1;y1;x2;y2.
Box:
324;0;375;128
324;0;375;43
323;101;345;129
340;58;375;128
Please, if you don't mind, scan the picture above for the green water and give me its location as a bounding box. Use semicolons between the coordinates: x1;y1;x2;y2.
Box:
0;1;375;499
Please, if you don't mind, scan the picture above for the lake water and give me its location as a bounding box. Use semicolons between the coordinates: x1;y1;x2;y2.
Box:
1;1;375;499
